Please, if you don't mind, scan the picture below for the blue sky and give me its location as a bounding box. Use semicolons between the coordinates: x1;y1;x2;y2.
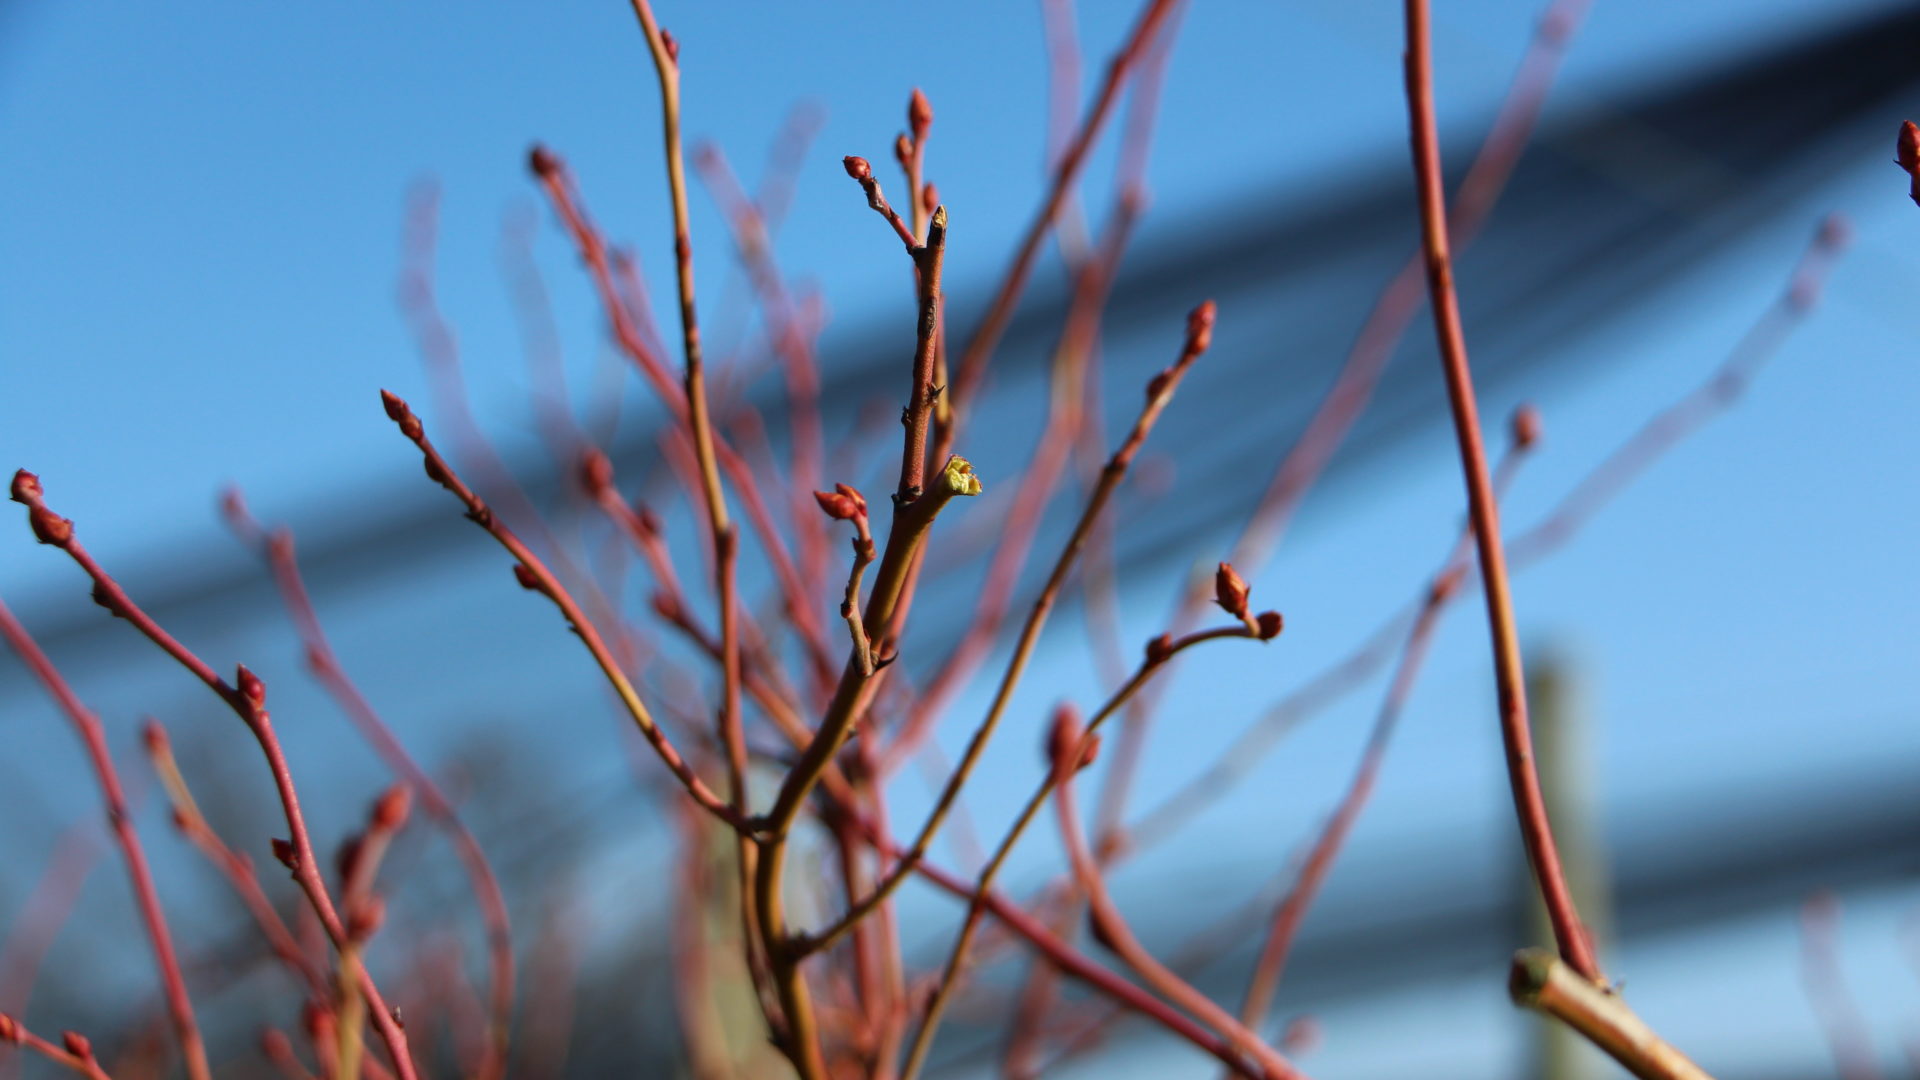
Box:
2;1;1918;1075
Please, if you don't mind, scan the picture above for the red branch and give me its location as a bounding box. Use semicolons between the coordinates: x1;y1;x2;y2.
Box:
223;492;516;1080
0;601;210;1080
1402;0;1600;983
7;472;419;1080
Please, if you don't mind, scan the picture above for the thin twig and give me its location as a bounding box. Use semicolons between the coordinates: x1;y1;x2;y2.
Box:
1799;892;1884;1080
1124;213;1848;856
1231;435;1531;1041
7;472;419;1080
224;492;516;1080
0;601;211;1080
1054;738;1302;1080
900;622;1277;1077
143;720;331;1001
1402;0;1600;982
800;303;1217;966
377;391;752;835
0;1017;114;1080
1094;0;1592;860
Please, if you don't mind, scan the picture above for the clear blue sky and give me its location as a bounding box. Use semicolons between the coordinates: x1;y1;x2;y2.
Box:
2;2;1916;1075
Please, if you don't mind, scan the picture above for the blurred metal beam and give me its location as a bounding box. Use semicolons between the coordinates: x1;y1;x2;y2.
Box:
9;0;1918;668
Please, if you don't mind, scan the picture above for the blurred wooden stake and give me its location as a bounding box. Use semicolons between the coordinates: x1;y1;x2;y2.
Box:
1525;651;1613;1080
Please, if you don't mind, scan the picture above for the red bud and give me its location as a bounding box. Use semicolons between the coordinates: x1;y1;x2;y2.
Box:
834;483;868;517
1816;213;1852;252
62;1032;92;1059
0;1014;17;1044
381;390;423;440
893;133;914;169
922;183;940;215
813;489;861;521
27;506;72;547
578;448;614;494
1255;610;1284;640
528;144;560;178
218;486;246;528
236;665;267;709
270;837;298;871
1144;633;1175;665
650;590;681;623
335;836;362;884
1145;369;1173;401
660;28;679;63
1214;562;1250;620
1075;732;1102;771
8;470;41;504
1280;1016;1322;1056
1430;564;1468;605
372;785;412;832
1510;403;1543;450
301;1002;334;1042
908;88;933;140
1045;704;1083;776
513;563;542;592
1185;300;1217;354
842;156;872;182
379;389;410;423
347;895;386;942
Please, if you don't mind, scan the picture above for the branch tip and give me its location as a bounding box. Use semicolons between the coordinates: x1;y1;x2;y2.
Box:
1510;403;1543;450
8;468;41;503
1213;562;1250;620
909;87;933;141
528;144;561;179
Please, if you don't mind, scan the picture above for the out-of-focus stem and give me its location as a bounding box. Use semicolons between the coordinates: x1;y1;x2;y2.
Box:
0;602;211;1080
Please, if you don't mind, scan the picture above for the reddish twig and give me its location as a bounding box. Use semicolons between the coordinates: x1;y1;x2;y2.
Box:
901;620;1279;1078
223;492;516;1080
0;602;210;1080
143;720;331;1001
0;1017;113;1080
883;193;1141;770
1231;428;1533;1040
0;817;104;1080
692;141;832;614
832;816;1267;1077
1126;213;1847;856
6;473;418;1080
1799;892;1884;1080
941;0;1182;430
377;391;751;835
801;303;1216;962
1094;0;1591;858
814;485;878;676
1403;0;1599;983
260;1029;318;1080
1052;725;1302;1080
